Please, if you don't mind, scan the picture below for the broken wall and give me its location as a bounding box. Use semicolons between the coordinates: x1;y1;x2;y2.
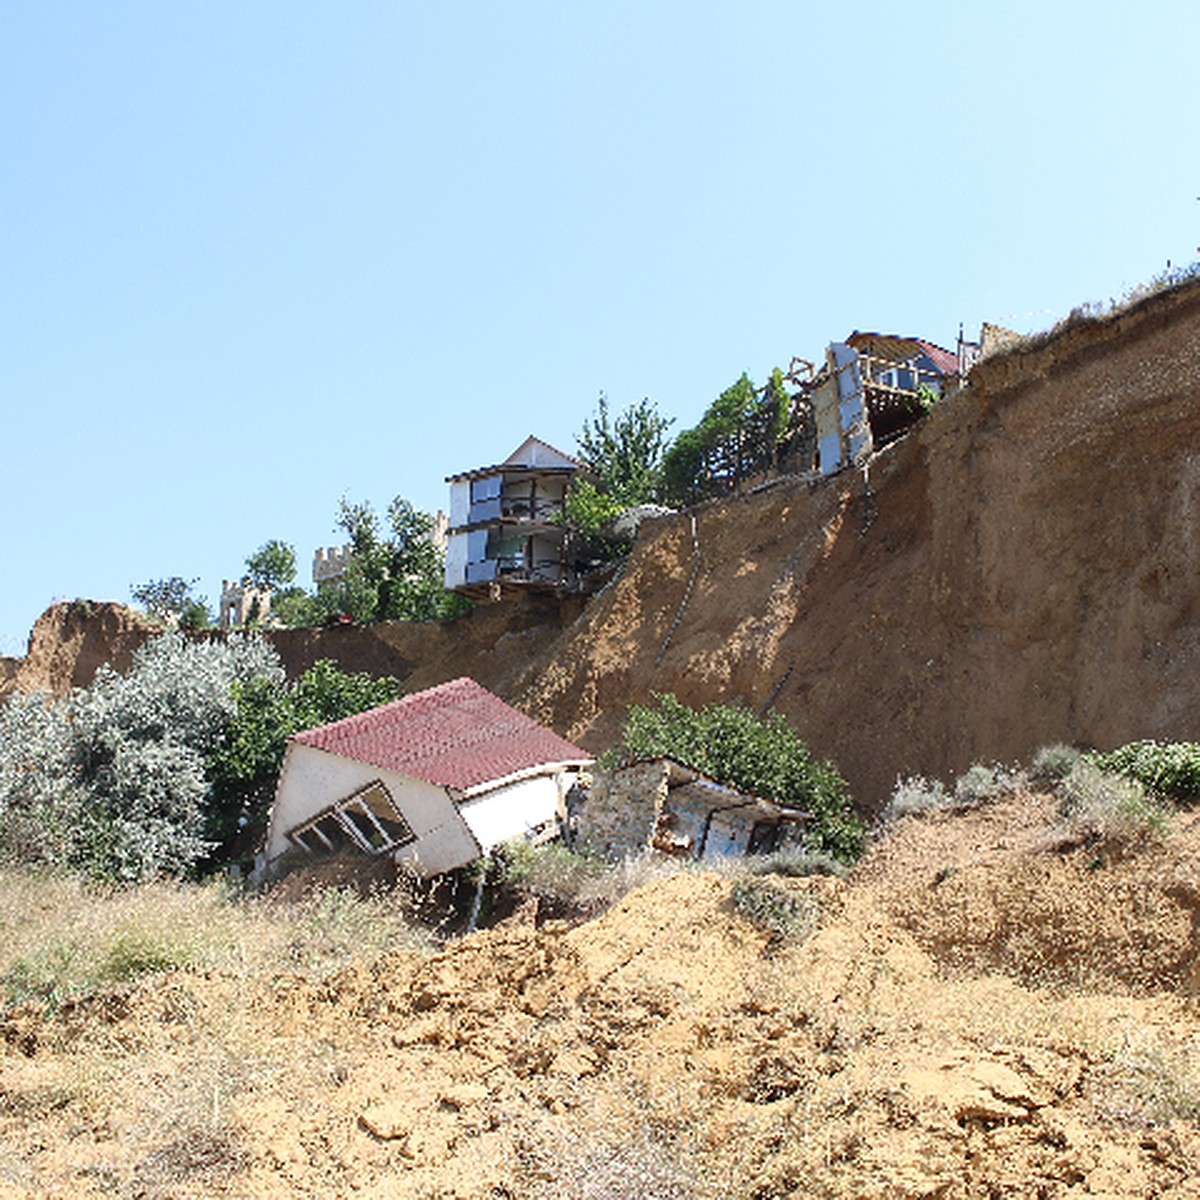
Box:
571;760;669;859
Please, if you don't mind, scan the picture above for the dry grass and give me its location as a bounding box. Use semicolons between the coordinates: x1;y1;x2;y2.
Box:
4;805;1200;1198
1056;759;1173;853
0;867;436;1198
981;263;1200;363
0;866;430;1012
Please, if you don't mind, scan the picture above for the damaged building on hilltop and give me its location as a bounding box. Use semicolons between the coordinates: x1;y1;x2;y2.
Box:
786;325;1014;478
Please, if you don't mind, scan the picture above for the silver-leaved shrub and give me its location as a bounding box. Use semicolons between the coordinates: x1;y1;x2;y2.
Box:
0;633;284;882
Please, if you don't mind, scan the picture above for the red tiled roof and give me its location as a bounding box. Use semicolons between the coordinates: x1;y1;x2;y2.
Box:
914;339;958;376
292;677;591;792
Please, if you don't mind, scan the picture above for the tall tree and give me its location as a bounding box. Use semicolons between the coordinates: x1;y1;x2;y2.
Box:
130;577;211;630
658;370;793;505
244;539;297;592
206;659;402;852
577;394;673;506
326;496;468;624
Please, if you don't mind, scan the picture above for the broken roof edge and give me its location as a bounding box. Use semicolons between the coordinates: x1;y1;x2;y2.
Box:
615;755;800;809
844;331;958;372
457;758;594;801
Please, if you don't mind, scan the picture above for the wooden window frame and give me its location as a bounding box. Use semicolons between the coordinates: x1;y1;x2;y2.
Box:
289;780;415;857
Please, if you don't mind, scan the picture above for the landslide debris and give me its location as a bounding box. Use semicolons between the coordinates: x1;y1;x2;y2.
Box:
3;790;1199;1198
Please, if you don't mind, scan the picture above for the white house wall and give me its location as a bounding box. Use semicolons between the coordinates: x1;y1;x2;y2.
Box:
265;744;481;877
449;479;472;529
456;773;564;851
504;436;578;470
444;530;469;590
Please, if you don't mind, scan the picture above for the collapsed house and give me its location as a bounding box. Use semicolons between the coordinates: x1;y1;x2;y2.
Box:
786;326;1020;477
570;758;808;862
262;677;592;878
784;331;964;477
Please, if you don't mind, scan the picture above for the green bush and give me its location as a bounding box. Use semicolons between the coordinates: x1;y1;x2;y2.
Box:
953;763;1011;804
492;840;609;904
1030;743;1082;782
1087;740;1200;803
618;694;862;862
885;775;951;820
0;634;283;882
747;848;848;879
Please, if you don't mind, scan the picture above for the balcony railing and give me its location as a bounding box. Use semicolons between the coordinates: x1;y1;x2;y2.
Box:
466;496;565;526
464;557;570;586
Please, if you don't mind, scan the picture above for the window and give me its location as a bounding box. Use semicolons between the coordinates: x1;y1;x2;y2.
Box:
289;781;415;857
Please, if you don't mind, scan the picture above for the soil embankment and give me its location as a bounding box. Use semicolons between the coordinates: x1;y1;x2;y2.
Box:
515;282;1200;809
1;601;160;698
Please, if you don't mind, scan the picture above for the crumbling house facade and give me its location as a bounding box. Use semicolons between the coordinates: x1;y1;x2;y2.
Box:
570;758;807;862
443;436;584;595
263;677;592;878
792;332;964;477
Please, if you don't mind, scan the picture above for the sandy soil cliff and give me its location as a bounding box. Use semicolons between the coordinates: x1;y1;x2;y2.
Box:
514;282;1200;810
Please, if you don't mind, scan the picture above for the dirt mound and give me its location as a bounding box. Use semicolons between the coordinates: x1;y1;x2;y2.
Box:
858;790;1200;996
5;800;1200;1198
0;600;160;700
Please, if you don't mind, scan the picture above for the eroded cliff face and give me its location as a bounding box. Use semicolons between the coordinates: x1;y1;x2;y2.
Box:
1;592;582;705
8;282;1200;813
513;282;1200;810
1;601;160;699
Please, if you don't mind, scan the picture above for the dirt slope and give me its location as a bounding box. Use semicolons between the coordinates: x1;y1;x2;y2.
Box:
0;601;161;699
515;281;1200;811
3;791;1199;1198
0;591;582;705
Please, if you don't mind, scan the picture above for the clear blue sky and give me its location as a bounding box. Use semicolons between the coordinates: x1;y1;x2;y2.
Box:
3;1;1197;653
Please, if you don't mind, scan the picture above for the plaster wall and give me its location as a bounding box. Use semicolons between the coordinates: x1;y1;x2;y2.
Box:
265;743;480;875
457;772;566;851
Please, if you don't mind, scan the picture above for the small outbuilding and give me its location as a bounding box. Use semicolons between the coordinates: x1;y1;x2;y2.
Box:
263;677;592;878
569;758;808;862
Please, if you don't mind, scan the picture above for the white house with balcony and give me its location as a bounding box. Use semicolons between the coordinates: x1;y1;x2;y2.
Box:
444;436;584;595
